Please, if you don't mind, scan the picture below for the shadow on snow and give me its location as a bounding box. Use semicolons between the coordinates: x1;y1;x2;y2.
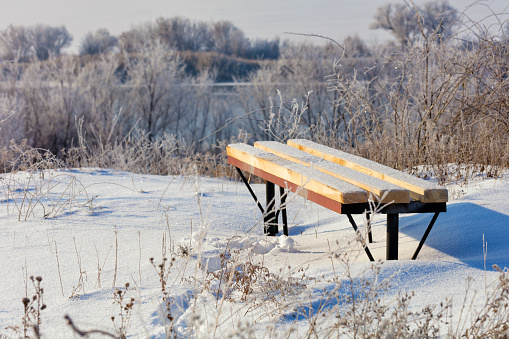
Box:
400;202;509;270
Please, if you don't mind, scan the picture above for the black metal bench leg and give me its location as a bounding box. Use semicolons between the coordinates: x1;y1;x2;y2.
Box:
412;212;440;260
264;181;278;236
367;213;373;243
280;187;288;236
235;167;264;214
387;214;399;260
346;214;375;261
237;167;288;236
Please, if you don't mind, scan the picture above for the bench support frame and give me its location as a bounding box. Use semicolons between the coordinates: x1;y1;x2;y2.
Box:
412;212;440;260
236;167;289;236
265;181;277;235
386;214;399;260
231;157;445;261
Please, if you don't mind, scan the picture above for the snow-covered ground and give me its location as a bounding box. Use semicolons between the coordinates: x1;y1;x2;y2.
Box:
0;167;508;337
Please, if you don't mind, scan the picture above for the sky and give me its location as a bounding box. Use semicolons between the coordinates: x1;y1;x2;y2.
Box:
0;0;508;53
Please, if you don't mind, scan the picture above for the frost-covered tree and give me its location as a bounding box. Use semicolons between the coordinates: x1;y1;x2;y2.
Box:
20;56;82;152
125;42;188;140
0;25;33;62
30;24;73;60
119;18;212;53
79;29;118;56
370;3;419;48
0;24;72;62
236;42;337;141
76;53;124;145
211;21;248;56
153;17;210;51
420;0;458;40
370;0;458;48
247;38;280;59
342;35;372;57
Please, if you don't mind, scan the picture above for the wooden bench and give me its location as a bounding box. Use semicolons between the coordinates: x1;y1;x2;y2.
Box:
227;139;448;260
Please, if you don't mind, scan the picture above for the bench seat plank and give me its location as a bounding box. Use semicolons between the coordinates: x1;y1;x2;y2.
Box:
227;143;368;204
287;139;448;203
254;141;410;204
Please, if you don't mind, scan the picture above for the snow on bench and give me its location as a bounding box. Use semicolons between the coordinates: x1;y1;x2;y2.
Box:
254;141;410;204
287;139;448;203
227;143;367;204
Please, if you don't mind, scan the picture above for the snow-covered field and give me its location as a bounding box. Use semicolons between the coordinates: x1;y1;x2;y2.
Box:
1;167;508;337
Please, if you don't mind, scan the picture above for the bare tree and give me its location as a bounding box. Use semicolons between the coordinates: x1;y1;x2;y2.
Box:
342;35;372;57
125;42;187;140
0;95;23;146
31;24;72;61
79;29;118;56
420;0;459;42
370;3;420;49
154;17;195;50
119;18;212;53
191;21;214;51
76;53;124;146
19;56;82;153
0;25;33;62
211;21;248;56
118;25;150;53
235;42;336;141
370;0;458;48
247;38;280;59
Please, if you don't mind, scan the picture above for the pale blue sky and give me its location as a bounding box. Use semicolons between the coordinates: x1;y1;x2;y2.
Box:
0;0;507;53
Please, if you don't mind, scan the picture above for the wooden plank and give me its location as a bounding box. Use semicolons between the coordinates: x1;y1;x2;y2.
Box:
227;143;368;204
229;156;346;214
287;139;448;203
255;141;410;204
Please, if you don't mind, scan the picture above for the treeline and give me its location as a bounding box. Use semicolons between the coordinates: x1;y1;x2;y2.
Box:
0;24;72;62
116;17;280;60
0;44;226;155
0;17;280;81
1;0;509;179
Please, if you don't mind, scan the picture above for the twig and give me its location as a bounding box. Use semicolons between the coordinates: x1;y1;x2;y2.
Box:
113;226;118;288
54;241;65;297
64;315;117;338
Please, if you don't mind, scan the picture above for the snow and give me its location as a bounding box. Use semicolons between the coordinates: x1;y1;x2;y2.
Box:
1;167;508;337
228;143;367;199
289;139;440;190
255;141;408;198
